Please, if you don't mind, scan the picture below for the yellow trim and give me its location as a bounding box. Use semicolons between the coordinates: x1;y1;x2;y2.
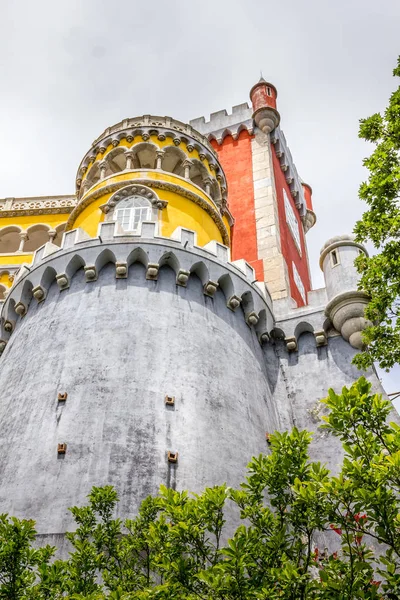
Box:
0;254;34;265
0;214;69;230
85;171;215;208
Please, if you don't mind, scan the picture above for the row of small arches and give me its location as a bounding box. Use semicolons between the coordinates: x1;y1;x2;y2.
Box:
3;248;271;342
0;224;66;254
81;144;222;205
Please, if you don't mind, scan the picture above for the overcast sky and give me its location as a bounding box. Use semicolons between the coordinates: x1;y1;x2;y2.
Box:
0;0;399;395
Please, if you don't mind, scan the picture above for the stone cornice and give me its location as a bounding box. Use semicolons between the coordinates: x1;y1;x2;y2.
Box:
66;176;230;246
77;116;219;180
0;196;76;217
92;116;217;155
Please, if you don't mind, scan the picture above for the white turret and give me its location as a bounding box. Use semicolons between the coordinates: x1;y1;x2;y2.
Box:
320;234;371;349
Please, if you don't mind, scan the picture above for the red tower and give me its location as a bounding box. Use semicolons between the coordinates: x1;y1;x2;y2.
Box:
190;77;315;307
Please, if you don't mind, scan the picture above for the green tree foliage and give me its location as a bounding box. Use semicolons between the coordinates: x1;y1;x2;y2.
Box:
354;56;400;371
1;378;399;599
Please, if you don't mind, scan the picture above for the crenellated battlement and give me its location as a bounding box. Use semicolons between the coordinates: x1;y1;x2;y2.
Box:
0;222;275;350
190;103;254;144
0;221;370;357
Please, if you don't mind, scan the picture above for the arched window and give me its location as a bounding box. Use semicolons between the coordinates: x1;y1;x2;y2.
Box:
113;196;153;232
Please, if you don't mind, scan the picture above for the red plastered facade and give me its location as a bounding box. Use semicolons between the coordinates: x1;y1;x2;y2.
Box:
210;131;264;281
271;145;311;306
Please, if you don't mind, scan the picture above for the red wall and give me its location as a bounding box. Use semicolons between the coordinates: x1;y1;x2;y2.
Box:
211;131;264;281
271;145;311;306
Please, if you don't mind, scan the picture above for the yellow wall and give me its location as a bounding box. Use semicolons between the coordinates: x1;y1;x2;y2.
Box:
160;191;223;246
0;254;34;288
0;214;69;231
73;197;105;237
71;178;229;247
0;255;33;265
86;170;215;209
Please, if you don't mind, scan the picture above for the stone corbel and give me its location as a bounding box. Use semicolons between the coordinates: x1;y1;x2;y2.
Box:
32;285;46;303
4;320;14;333
84;265;97;282
176;269;190;286
245;311;259;327
15;302;27;317
259;331;270;345
115;262;128;279
56;273;70;291
146;263;159;280
285;336;298;352
227;295;241;311
314;330;327;347
203;280;218;297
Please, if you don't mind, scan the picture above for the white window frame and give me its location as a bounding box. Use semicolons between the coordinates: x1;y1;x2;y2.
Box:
283;188;302;255
330;249;341;267
292;262;306;304
113;196;154;233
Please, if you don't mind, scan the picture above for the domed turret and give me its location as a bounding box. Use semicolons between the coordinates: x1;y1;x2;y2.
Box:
320;234;371;349
72;115;232;248
250;77;280;134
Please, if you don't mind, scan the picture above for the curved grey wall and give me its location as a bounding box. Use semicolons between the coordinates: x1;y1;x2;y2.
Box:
0;262;278;534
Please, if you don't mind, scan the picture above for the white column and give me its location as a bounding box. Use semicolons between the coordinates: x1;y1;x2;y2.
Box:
18;232;28;252
182;160;192;180
125;151;134;170
156;150;164;170
99;160;107;179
